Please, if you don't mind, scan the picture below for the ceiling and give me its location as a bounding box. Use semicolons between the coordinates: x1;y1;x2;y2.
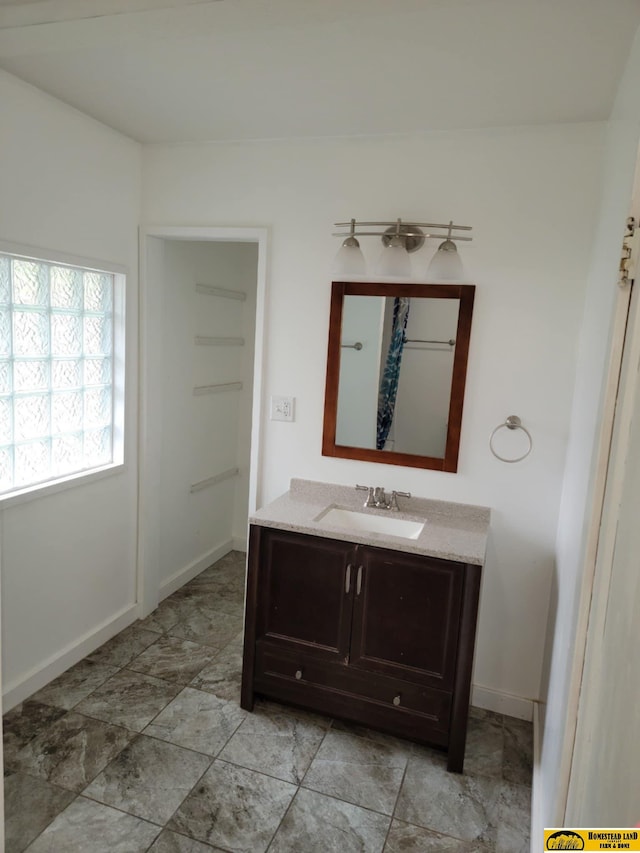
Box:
0;0;638;145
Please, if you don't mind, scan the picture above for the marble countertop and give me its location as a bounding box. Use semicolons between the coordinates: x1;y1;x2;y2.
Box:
250;479;491;565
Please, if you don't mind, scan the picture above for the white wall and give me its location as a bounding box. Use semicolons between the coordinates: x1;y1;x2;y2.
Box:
156;239;257;594
0;71;141;708
394;298;459;457
142;122;605;715
336;295;383;448
538;26;640;828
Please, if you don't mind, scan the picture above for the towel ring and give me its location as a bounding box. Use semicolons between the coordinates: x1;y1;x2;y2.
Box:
489;415;532;463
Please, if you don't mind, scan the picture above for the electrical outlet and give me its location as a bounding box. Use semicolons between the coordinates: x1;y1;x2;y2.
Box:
271;395;295;422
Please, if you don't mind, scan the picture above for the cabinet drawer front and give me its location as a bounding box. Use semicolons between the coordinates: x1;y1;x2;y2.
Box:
256;643;451;732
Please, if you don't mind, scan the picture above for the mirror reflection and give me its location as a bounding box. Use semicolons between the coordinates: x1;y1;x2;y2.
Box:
336;295;460;458
323;282;475;472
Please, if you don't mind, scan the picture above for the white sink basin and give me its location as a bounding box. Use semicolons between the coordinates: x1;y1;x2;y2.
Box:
316;507;424;540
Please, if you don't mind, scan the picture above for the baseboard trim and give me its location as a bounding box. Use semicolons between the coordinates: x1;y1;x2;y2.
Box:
471;683;534;721
530;701;543;853
2;603;139;712
231;536;247;552
159;540;235;601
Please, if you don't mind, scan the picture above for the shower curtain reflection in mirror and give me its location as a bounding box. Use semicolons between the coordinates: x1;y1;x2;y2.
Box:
377;296;410;450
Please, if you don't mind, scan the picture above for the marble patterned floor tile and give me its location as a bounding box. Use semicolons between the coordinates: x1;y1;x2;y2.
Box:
169;586;225;612
302;728;408;815
3;702;67;769
87;624;161;668
144;687;246;755
168;759;296;852
330;718;417;755
384;819;491;852
171;560;245;617
218;699;327;784
463;710;504;779
75;669;181;731
84;734;211;825
203;550;246;575
190;643;243;702
503;716;534;787
495;780;532;853
192;560;245;594
168;607;243;649
469;706;504;724
148;830;226;851
24;796;161;853
269;787;390;853
227;630;244;649
3;549;533;853
138;598;185;634
11;712;133;793
181;575;227;596
127;636;220;685
29;660;120;711
180;565;237;596
395;753;503;844
197;586;245;617
4;771;75;853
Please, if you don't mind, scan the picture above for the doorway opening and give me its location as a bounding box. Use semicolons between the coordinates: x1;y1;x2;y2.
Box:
138;226;268;618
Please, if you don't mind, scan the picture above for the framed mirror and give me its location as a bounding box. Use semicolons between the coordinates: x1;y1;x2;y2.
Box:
322;281;475;472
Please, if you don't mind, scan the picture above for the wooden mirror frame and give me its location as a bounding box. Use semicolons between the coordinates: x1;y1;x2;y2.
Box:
322;281;475;472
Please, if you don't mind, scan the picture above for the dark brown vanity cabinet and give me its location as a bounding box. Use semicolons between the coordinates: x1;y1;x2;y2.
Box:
241;524;482;772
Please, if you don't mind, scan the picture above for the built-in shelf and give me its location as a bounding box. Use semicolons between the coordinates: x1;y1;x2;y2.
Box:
196;283;247;301
195;335;245;347
190;466;239;494
193;381;243;396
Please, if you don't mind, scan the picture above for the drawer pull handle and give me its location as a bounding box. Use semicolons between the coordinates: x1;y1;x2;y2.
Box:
295;669;303;680
345;564;352;594
393;694;401;707
356;565;363;596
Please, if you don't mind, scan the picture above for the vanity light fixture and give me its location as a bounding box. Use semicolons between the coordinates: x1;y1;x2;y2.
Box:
332;218;472;280
333;218;366;276
426;222;466;282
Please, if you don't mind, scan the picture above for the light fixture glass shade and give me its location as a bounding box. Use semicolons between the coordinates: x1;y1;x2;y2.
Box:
427;239;465;282
333;238;366;276
375;235;411;278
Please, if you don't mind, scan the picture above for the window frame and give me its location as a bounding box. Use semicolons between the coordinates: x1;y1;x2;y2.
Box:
0;240;127;508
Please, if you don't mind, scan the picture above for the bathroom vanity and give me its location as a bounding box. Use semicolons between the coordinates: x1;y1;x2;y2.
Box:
241;479;490;773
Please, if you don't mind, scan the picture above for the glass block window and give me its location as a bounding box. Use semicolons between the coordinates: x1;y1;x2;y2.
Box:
0;252;118;496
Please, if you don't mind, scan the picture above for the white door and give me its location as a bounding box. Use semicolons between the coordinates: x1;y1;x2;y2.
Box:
566;261;640;823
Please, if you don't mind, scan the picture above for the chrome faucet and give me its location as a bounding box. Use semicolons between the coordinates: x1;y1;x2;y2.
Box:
374;486;387;507
388;490;411;512
356;485;411;511
356;484;376;507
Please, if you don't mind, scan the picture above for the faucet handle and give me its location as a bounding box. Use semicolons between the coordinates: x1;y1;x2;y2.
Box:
389;490;411;511
356;484;376;507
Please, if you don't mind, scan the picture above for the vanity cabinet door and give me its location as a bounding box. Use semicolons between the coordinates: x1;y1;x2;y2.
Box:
255;527;356;663
349;545;464;691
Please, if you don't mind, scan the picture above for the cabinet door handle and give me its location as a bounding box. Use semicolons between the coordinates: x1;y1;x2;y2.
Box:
295;669;303;680
356;565;363;596
393;694;401;706
345;564;352;594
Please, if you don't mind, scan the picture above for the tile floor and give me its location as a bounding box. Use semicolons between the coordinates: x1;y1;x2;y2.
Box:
3;550;533;852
